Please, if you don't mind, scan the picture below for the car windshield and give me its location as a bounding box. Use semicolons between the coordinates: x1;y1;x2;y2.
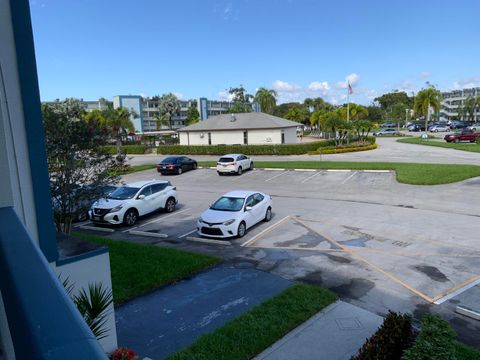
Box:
210;196;245;211
218;157;234;163
108;186;140;200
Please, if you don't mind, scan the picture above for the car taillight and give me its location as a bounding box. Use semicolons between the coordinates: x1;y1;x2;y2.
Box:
228;162;236;165
167;165;174;169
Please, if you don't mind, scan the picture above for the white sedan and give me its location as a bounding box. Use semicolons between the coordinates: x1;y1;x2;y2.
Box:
197;191;272;238
217;154;254;175
89;180;178;226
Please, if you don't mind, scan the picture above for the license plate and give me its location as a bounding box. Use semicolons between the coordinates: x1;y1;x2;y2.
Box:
222;164;227;167
162;166;167;168
93;216;100;221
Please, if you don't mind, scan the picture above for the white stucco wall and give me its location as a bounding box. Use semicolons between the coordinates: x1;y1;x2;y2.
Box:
179;128;298;145
55;252;118;354
0;0;39;244
283;127;298;143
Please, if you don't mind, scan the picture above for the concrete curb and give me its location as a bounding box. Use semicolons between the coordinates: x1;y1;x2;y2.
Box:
186;236;231;246
456;306;480;321
79;225;114;233
198;166;394;173
129;230;168;238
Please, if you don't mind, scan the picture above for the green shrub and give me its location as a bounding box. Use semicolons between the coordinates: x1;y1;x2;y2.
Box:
351;311;414;360
402;314;457;360
156;137;375;155
320;144;377;154
103;145;146;154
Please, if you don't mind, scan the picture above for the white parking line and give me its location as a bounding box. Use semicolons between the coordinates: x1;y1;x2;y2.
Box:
433;278;480;305
265;171;289;182
341;171;358;184
301;171;322;184
74;221;92;228
179;229;197;238
326;169;352;172
232;169;256;181
141;207;192;226
241;215;291;247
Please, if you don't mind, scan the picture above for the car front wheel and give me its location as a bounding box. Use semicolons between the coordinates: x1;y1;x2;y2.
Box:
264;207;272;222
237;221;246;238
124;209;138;226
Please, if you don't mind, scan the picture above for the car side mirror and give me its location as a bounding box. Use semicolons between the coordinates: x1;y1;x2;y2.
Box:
138;194;146;200
245;206;252;212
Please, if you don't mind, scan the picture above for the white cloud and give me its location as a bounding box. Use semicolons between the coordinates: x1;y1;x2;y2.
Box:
308;81;330;92
418;72;432;79
173;92;184;100
217;90;234;101
272;80;301;92
335;73;360;89
452;76;480;90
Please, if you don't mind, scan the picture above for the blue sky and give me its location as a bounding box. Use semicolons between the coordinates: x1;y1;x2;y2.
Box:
30;0;480;105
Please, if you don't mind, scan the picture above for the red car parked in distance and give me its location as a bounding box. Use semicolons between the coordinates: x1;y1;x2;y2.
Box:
444;129;480;143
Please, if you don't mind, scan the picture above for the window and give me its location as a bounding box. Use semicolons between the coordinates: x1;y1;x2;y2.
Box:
208;132;212;145
245;195;255;208
281;131;285;144
253;193;264;204
151;183;168;193
243;131;248;144
138;186;152;197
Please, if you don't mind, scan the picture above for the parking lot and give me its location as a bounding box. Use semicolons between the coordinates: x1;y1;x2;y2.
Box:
78;166;480;341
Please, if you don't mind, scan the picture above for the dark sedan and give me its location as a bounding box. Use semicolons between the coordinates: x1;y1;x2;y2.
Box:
157;156;198;175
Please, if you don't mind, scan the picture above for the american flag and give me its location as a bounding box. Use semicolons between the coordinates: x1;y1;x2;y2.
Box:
348;82;353;95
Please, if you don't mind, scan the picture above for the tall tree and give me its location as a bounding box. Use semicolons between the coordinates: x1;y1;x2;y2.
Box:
463;95;480;122
43;99;118;234
154;113;170;130
101;105;136;161
158;93;181;129
414;87;442;132
228;85;254;113
374;91;414;111
366;105;385;122
254;87;277;114
285;107;309;124
185;105;200;125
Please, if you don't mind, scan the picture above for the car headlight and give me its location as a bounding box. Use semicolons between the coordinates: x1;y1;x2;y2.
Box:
199;217;205;223
110;205;123;212
223;219;235;226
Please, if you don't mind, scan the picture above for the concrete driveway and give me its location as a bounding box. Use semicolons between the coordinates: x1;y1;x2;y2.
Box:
127;137;480;165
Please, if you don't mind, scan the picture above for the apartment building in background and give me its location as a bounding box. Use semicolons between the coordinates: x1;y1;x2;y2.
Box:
440;87;480;122
77;96;260;133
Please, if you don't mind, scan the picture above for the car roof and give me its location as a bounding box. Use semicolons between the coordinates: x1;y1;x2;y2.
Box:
220;154;244;158
221;190;261;198
125;180;168;188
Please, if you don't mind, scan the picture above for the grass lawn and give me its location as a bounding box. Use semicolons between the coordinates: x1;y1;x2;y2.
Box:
456;342;480;360
398;137;480;153
167;284;336;360
116;164;157;175
198;161;480;185
74;233;220;304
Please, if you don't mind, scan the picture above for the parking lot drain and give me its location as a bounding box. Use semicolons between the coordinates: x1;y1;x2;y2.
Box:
79;225;114;233
186;236;231;246
129;230;168;238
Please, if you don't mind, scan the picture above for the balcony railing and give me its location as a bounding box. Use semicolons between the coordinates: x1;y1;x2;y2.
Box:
0;207;107;359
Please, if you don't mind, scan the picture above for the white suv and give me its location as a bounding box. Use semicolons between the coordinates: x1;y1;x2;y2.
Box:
89;180;178;226
217;154;253;175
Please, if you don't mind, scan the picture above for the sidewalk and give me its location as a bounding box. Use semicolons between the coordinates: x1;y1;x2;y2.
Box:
254;301;383;360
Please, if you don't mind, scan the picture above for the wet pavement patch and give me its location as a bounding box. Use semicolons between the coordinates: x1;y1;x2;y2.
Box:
414;265;449;283
115;264;291;359
330;278;375;300
325;253;352;264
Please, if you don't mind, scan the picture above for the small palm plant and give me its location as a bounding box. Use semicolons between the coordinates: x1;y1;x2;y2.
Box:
61;277;113;340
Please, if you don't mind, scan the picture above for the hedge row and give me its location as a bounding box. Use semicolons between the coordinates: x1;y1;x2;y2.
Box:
103;145;146;154
352;313;475;360
156;137;375;155
308;143;377;155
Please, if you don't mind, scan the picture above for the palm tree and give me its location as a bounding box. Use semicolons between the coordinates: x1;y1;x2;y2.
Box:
254;87;277;114
154;113;170;130
158;93;181;129
102;106;135;161
413;87;442;134
463;96;480;123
